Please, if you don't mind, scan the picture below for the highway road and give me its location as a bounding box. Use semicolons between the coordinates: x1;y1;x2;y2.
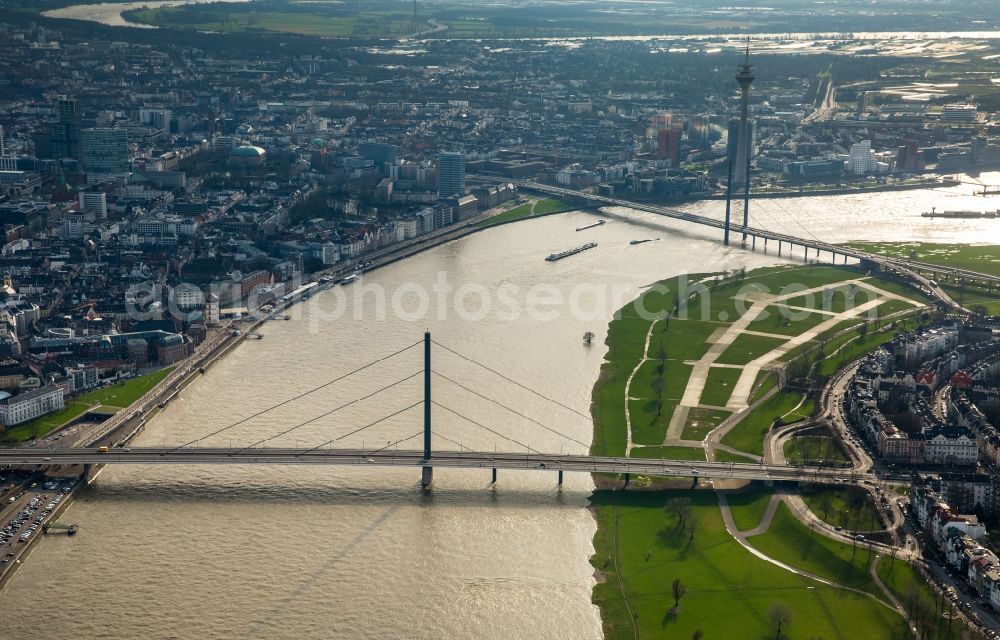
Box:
0;447;872;482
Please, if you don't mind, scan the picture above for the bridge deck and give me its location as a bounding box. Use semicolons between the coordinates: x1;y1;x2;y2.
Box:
0;447;862;482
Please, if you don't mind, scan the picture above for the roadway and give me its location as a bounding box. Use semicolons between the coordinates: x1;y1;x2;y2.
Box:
0;447;870;482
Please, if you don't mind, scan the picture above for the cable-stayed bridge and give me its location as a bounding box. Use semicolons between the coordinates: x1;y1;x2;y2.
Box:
515;180;1000;309
0;334;868;487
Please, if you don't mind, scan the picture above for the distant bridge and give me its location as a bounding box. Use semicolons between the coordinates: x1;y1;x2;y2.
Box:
516;180;1000;309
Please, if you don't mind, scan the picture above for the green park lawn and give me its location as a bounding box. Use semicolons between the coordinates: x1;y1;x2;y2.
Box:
747;503;890;603
629;445;705;461
715;333;788;366
725;486;774;532
800;484;883;532
591;490;908;640
721;392;814;455
698;367;741;407
747;305;832;336
847;242;1000;277
77;367;175;408
475;198;573;227
712;449;759;463
784;435;850;466
680;407;731;441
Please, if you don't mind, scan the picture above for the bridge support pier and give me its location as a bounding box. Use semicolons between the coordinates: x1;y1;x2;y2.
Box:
558;469;563;485
764;238;768;253
777;241;782;256
421;466;433;488
492;467;497;484
752;236;756;251
803;246;809;263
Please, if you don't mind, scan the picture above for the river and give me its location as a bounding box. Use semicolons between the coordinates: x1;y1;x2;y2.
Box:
1;182;999;639
43;0;249;28
38;1;1000;41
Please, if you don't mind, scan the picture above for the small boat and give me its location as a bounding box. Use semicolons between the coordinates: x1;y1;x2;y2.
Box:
629;238;659;245
583;331;595;344
341;273;360;284
576;220;607;232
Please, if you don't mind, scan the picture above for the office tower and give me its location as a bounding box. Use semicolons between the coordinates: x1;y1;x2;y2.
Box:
50;95;82;162
81;128;129;174
0;125;5;155
657;127;682;167
359;142;399;170
437;151;465;198
849;141;877;175
79;191;108;218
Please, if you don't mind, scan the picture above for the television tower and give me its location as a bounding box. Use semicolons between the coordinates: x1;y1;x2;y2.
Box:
735;43;755;243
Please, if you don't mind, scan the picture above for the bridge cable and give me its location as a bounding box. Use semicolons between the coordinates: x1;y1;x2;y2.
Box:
430;340;590;421
170;339;422;450
366;429;425;455
432;400;540;454
432;371;590;447
301;400;424;453
231;370;423;453
430;430;468;450
756;198;822;244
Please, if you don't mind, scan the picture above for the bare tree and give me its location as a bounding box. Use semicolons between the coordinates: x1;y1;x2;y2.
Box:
768;604;793;640
666;497;692;533
672;577;688;611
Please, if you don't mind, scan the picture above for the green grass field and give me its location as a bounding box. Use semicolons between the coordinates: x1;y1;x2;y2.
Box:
629;445;705;460
475;198;573;227
77;368;175;408
585;262;944;638
721;392;814;455
698;367;741;407
800;484;883;532
716;333;788;366
725;486;774;532
680;407;731;441
591;490;908;640
847;242;1000;277
784;435;850;466
747;503;890;603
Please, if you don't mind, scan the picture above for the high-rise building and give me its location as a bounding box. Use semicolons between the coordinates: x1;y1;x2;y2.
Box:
81;128;129;174
359;142;398;170
897;139;925;172
657;127;682;167
79;191;108;217
49;96;82;162
0;125;5;156
849;140;877;175
437;151;465;198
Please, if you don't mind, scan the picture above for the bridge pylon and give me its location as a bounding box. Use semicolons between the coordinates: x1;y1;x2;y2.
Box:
422;331;433;488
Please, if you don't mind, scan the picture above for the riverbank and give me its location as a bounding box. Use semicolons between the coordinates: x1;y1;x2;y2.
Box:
586;262;933;638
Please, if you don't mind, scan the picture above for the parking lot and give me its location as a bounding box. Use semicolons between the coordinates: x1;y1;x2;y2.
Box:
0;477;79;579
